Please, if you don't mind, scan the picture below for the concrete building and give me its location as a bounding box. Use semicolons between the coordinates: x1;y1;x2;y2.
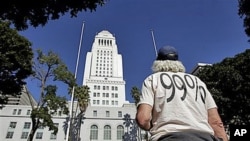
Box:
0;30;144;141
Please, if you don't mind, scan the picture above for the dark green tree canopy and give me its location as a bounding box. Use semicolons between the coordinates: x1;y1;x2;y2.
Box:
0;21;33;99
197;49;250;125
0;0;107;30
238;0;250;41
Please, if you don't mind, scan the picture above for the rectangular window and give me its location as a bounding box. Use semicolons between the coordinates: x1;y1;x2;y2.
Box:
26;110;31;115
6;131;14;139
50;133;57;140
93;110;97;117
9;122;17;129
106;111;110;117
35;132;43;139
118;111;122;117
12;109;17;115
23;122;31;129
17;109;22;115
21;132;29;139
38;126;44;129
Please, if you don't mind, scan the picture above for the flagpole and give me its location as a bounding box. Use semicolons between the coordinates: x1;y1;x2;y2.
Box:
66;21;85;141
150;29;158;57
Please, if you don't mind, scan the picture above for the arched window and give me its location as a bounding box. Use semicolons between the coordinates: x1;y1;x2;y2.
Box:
117;125;124;140
104;125;111;140
90;125;98;140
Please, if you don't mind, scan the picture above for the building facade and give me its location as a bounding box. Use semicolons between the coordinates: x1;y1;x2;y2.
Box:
83;30;127;107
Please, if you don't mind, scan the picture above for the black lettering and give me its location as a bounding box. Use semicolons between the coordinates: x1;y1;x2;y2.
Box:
173;75;187;101
160;73;175;102
199;86;206;104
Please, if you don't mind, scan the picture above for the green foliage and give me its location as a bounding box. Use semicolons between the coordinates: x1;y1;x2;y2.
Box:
197;49;250;125
130;86;141;105
238;0;250;42
0;0;107;30
72;85;90;113
44;85;69;115
0;21;33;103
28;50;75;141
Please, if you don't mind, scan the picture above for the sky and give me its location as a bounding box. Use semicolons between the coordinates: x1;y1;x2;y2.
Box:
20;0;250;103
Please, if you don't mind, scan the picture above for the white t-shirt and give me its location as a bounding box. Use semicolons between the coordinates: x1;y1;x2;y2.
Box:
138;72;217;141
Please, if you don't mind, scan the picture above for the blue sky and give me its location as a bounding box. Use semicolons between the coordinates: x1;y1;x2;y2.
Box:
20;0;250;103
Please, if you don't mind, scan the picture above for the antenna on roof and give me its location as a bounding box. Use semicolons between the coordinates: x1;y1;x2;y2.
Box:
151;29;158;57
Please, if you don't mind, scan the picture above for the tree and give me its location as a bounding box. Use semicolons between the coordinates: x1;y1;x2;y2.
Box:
0;0;107;31
238;0;250;42
0;21;33;104
130;86;149;141
123;113;139;141
130;86;141;105
27;49;76;141
70;85;90;141
196;49;250;126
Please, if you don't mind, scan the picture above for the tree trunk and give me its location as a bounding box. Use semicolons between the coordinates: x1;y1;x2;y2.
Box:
27;129;35;141
27;116;38;141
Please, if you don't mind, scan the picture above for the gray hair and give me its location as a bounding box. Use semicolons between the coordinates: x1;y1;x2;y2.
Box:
151;60;186;73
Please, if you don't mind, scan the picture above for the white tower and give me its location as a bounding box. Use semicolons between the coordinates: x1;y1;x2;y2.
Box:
83;30;126;107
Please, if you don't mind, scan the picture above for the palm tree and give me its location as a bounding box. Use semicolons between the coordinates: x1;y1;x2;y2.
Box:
130;86;141;105
71;85;90;141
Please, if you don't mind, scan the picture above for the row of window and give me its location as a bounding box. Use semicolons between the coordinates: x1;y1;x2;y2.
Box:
95;70;112;76
6;131;57;140
6;122;124;140
92;110;123;117
97;39;113;46
93;85;118;91
9;122;46;130
6;122;58;140
12;109;30;115
96;64;112;68
12;109;63;117
92;100;119;106
93;92;118;98
96;56;112;59
90;125;124;140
